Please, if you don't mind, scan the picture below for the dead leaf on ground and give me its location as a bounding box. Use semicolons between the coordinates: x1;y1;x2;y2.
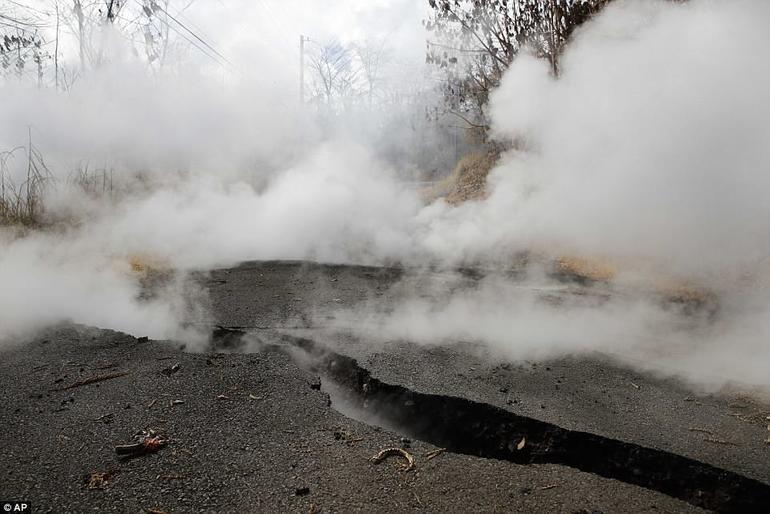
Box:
87;470;117;490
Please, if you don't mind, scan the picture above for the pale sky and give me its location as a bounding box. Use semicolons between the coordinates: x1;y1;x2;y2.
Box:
4;1;429;90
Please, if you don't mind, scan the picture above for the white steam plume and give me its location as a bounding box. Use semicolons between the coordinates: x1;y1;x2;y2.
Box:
332;0;770;391
2;0;770;392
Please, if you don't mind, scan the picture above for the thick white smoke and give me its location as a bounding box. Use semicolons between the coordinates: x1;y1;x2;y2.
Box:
485;0;770;281
0;227;199;343
2;0;770;391
0;138;423;341
402;0;770;283
0;0;428;341
331;0;770;391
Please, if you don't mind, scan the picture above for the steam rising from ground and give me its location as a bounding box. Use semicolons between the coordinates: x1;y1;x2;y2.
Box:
2;1;770;391
332;0;770;391
486;0;770;280
330;271;770;392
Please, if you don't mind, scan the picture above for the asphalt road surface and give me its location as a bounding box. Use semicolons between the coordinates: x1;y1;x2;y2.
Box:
1;260;768;513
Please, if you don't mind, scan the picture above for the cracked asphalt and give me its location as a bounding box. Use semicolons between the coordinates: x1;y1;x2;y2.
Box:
1;260;767;513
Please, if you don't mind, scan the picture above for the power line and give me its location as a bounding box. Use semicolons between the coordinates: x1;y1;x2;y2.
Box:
131;0;228;68
1;0;52;17
0;13;50;28
171;4;218;50
148;1;232;66
162;23;227;67
0;19;38;31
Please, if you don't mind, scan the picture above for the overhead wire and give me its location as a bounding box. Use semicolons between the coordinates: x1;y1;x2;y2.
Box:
141;0;291;103
0;19;38;31
1;0;53;17
130;0;228;68
0;13;50;28
147;1;232;66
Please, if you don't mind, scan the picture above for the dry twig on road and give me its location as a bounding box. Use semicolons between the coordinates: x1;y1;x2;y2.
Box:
370;447;415;471
58;371;130;390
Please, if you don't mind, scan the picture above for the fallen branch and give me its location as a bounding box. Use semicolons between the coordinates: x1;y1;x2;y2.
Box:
424;447;446;460
369;447;415;471
115;429;167;457
703;437;738;446
58;371;130;390
411;490;424;507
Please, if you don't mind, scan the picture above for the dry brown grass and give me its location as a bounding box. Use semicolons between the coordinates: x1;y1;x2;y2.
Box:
425;150;499;205
652;279;718;310
427;150;718;310
1;141;53;227
127;254;171;276
554;255;618;282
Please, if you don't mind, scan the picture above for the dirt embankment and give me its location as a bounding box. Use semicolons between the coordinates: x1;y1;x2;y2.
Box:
426;150;499;205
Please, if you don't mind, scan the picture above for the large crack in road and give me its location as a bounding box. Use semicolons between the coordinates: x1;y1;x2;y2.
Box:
223;330;770;513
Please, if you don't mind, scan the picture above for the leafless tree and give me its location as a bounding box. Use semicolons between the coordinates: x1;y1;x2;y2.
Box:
425;0;614;125
0;11;47;83
352;38;388;109
306;40;362;112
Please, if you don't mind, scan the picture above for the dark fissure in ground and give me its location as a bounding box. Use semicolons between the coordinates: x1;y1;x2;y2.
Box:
208;329;770;514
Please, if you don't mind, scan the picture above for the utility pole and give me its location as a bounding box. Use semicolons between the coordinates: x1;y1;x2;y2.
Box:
54;1;59;90
299;35;306;106
106;0;116;23
73;0;85;72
